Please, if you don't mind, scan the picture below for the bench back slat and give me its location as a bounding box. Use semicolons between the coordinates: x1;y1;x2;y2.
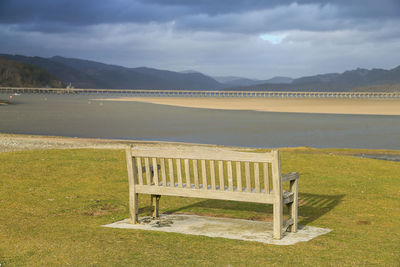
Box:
236;162;242;192
193;160;199;189
201;160;207;190
176;159;183;188
144;158;151;185
184;159;190;188
210;160;216;190
168;158;174;186
254;163;260;193
218;160;224;190
160;158;167;187
227;161;233;191
137;157;143;185
263;162;270;194
152;158;159;186
245;162;251;192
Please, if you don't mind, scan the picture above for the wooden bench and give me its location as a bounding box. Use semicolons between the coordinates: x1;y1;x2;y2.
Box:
126;145;299;239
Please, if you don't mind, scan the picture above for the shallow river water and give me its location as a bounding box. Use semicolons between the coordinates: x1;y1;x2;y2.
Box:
1;94;400;149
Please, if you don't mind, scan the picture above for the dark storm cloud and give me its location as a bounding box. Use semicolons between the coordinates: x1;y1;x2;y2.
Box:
0;0;399;33
1;0;400;79
0;0;187;32
142;0;400;18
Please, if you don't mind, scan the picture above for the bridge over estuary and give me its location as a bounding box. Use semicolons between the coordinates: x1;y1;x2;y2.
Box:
1;87;399;99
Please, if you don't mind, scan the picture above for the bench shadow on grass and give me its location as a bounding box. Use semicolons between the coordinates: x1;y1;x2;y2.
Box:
163;193;345;226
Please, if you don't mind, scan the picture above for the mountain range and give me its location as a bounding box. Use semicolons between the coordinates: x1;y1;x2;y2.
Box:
227;66;400;92
0;53;399;91
0;54;222;90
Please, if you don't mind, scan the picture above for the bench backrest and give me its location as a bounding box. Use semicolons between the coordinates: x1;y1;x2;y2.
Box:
126;145;282;204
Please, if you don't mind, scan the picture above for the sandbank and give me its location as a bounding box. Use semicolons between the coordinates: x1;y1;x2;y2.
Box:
96;97;400;115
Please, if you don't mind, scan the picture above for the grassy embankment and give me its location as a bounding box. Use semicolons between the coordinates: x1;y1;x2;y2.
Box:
1;148;400;266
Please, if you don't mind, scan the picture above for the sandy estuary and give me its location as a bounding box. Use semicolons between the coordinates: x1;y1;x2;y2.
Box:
96;97;400;116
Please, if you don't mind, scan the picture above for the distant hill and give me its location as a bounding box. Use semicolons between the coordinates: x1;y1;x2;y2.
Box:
214;76;293;87
226;66;400;92
266;76;293;84
0;54;223;90
0;56;63;88
0;54;100;88
179;70;201;74
213;76;261;86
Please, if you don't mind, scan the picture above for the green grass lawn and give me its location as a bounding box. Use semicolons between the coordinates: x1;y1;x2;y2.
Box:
0;148;399;266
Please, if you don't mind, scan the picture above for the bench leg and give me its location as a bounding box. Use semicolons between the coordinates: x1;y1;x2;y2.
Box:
151;195;161;218
130;193;139;224
289;179;298;232
273;201;283;240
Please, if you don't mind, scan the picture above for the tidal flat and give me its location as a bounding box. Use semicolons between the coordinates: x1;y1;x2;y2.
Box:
98;96;400;116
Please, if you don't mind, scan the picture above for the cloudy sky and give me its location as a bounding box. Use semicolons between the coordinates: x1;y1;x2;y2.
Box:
1;0;400;79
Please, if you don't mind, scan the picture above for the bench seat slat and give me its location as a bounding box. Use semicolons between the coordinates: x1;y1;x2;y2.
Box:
135;184;274;204
143;182;293;197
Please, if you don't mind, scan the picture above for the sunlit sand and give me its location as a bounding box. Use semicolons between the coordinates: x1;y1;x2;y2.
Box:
97;97;400;115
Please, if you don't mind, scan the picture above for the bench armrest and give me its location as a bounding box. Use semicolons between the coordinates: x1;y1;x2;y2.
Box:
281;172;300;182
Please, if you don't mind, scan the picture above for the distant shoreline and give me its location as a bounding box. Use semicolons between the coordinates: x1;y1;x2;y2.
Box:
95;97;400;116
